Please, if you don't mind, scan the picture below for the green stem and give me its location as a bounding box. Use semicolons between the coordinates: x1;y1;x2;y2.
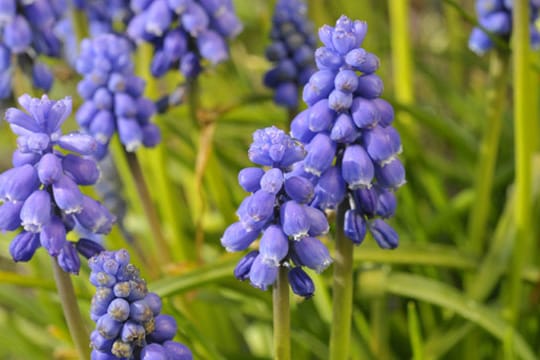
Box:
273;266;291;360
137;43;194;262
125;150;172;265
508;0;532;326
388;0;416;137
467;49;509;256
443;0;466;88
71;6;89;46
329;202;354;360
51;259;90;360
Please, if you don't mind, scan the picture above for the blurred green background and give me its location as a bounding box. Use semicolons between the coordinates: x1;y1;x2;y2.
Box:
1;0;540;359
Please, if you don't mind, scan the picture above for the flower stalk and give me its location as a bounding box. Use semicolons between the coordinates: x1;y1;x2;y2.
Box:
329;202;354;360
468;49;509;256
125;150;172;265
508;0;532;325
51;259;90;360
273;266;291;360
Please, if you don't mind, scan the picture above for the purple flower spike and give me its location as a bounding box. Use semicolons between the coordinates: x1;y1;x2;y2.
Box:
76;34;159;158
127;0;241;80
264;0;317;109
468;0;540;55
224;123;333;296
89;250;192;358
1;95;115;273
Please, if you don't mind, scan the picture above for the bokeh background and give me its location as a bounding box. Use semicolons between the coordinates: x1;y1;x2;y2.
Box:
1;0;539;359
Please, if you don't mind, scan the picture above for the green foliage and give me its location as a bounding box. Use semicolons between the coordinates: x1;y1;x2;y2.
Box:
1;0;539;359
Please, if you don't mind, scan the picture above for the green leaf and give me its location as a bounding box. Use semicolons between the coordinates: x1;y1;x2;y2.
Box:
385;273;536;360
150;256;240;297
354;243;477;270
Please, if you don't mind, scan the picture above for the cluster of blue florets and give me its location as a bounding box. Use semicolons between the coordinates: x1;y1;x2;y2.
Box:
89;250;193;359
222;126;332;297
75;34;161;160
290;15;404;249
0;0;67;98
263;0;317;109
468;0;540;55
127;0;242;79
0;95;114;273
73;0;133;36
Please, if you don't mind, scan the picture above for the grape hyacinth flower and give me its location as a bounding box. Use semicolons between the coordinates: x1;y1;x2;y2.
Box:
73;0;133;36
222;126;332;298
0;94;115;273
89;249;193;359
127;0;242;80
75;34;161;159
263;0;317;109
468;0;540;55
290;15;405;248
0;0;66;99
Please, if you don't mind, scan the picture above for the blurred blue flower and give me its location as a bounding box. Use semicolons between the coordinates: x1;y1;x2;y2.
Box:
0;0;66;98
263;0;317;109
469;0;540;55
74;0;133;36
89;249;193;359
75;34;161;159
127;0;242;80
0;94;114;273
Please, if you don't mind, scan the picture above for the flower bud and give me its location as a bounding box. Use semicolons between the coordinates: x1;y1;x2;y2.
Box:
288;266;314;298
369;219;398;249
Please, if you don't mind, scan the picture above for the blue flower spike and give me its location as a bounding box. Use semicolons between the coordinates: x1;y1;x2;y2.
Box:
468;0;540;55
127;0;242;80
89;249;193;359
291;15;405;248
264;0;317;109
221;126;332;298
75;34;161;160
1;94;114;273
0;0;65;98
